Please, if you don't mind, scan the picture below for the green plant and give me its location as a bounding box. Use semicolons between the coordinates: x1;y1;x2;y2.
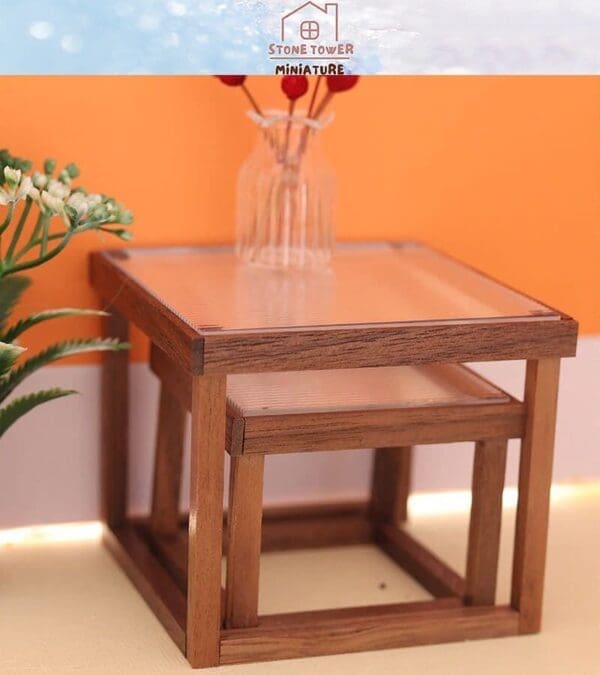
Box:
0;150;133;438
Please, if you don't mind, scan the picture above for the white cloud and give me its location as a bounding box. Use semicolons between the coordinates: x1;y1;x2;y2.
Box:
167;1;187;17
60;34;83;54
29;21;54;40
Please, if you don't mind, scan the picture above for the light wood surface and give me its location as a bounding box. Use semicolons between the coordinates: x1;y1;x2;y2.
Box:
511;359;561;633
186;374;226;668
465;438;508;606
150;385;186;537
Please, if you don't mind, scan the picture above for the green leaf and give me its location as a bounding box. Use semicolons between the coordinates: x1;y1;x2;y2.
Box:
0;341;25;378
44;158;56;175
0;149;32;178
99;227;133;241
0;275;30;331
1;308;108;343
0;388;76;438
0;337;129;402
65;162;80;179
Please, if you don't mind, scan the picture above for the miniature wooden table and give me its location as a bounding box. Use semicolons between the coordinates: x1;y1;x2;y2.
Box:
90;241;577;668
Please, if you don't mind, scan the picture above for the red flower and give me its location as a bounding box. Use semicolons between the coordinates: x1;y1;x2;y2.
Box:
216;75;247;86
326;75;360;93
281;75;309;101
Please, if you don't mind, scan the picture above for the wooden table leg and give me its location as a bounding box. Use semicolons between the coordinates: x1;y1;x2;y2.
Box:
150;384;186;537
225;454;265;629
101;309;129;529
370;447;412;526
465;438;508;606
511;358;561;633
187;374;227;668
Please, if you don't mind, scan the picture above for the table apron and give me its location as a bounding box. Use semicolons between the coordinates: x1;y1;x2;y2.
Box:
198;319;577;374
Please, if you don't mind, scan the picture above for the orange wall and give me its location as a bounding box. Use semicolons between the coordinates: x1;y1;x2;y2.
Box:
2;75;599;362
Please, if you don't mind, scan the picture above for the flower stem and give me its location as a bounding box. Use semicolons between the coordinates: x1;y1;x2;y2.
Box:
4;230;74;276
297;76;323;161
40;215;50;256
14;230;65;262
0;203;15;237
307;76;322;118
241;84;263;116
5;197;32;261
313;91;333;119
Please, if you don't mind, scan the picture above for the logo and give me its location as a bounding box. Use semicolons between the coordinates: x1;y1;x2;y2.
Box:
268;2;354;75
281;2;338;42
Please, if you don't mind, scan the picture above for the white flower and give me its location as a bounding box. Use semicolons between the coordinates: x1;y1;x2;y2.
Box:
16;176;33;201
47;179;70;200
0;168;33;204
4;166;21;189
32;172;48;189
41;190;66;213
28;186;41;203
66;192;89;217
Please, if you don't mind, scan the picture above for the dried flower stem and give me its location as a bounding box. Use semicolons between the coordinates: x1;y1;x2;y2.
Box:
307;75;322;119
5;198;32;260
241;84;263;117
296;76;324;160
313;91;334;120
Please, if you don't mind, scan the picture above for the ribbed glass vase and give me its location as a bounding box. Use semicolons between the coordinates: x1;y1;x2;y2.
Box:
235;111;335;269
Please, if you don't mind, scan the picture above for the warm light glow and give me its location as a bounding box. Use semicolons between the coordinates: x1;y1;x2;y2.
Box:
408;482;593;517
0;483;598;547
0;521;103;547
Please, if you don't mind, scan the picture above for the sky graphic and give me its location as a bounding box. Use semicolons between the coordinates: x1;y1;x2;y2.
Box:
0;0;598;74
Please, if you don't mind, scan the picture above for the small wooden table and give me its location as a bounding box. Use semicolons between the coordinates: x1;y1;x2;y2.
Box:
90;241;577;668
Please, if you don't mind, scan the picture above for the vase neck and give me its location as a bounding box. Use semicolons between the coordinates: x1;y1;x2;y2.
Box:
251;113;326;166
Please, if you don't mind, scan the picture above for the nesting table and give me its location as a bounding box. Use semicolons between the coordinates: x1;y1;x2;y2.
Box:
90;241;577;668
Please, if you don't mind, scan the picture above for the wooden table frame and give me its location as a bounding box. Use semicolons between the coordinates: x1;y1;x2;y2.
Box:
91;243;577;668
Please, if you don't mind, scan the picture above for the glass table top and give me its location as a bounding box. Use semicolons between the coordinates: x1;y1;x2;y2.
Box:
109;242;558;333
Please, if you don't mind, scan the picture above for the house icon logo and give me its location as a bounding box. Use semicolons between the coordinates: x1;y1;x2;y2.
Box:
268;2;352;74
281;2;339;42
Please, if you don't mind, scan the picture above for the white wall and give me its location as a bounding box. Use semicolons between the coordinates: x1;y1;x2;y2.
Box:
1;337;598;529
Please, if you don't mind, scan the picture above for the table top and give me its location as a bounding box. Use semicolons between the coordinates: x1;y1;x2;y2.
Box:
90;242;577;374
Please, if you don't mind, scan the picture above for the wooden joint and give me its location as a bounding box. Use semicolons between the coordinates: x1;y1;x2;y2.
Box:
375;524;466;598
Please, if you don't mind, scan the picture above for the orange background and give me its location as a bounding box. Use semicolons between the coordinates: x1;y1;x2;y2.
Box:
2;75;599;362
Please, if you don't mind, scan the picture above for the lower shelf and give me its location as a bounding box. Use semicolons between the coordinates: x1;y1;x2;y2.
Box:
103;500;521;666
220;603;519;665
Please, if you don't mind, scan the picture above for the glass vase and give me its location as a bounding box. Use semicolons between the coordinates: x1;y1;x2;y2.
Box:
235;111;335;269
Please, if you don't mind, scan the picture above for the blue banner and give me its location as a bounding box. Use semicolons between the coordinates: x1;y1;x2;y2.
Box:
1;1;598;74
